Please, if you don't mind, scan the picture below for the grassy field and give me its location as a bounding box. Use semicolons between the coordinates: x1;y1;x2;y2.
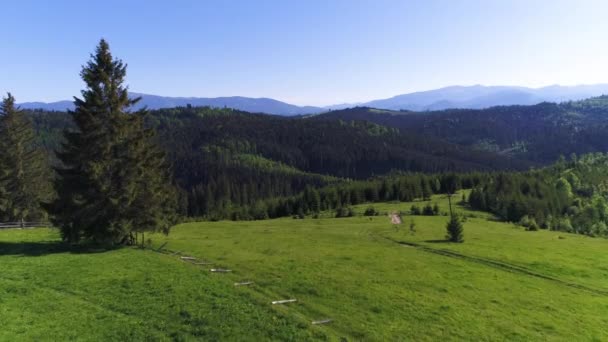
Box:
1;193;608;340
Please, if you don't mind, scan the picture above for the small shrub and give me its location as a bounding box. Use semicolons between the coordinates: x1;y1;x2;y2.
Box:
433;203;440;215
364;206;378;216
555;218;573;232
519;215;539;231
409;219;417;235
410;204;421;215
519;215;531;227
423;203;435;216
527;220;539;231
335;207;355;218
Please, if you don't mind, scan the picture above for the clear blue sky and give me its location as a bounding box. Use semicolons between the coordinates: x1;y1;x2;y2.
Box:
1;0;607;106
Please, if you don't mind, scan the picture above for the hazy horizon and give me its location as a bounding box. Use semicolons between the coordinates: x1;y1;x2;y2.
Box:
14;83;608;108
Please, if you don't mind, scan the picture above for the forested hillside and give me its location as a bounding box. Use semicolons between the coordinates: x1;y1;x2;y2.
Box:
25;95;608;221
28;106;525;217
243;153;608;238
318;97;608;163
468;153;608;236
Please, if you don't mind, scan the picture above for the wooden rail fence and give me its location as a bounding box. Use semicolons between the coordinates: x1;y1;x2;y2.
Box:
0;221;52;229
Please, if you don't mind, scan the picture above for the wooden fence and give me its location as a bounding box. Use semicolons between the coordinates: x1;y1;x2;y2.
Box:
0;221;52;229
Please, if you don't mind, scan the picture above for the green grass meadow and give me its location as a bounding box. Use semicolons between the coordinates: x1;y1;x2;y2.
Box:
1;194;608;340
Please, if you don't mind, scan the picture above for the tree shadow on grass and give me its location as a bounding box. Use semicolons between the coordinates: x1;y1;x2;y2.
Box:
0;241;119;257
424;239;451;243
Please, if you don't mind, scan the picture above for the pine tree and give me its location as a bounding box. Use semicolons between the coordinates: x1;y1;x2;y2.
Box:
0;93;50;222
49;39;176;244
310;188;321;213
0;161;9;218
446;214;464;242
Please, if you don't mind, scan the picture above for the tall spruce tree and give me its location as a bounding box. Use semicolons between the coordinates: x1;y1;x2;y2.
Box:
0;93;50;222
0;150;10;218
50;39;176;244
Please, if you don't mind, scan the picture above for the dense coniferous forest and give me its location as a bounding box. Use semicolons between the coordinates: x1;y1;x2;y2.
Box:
26;105;528;217
318;99;608;163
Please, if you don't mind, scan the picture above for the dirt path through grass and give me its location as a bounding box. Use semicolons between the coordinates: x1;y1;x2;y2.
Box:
379;234;608;296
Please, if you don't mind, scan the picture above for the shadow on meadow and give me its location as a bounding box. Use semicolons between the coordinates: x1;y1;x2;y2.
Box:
424;239;451;243
0;240;119;257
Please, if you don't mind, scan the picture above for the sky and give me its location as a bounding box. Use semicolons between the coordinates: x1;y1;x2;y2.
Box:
1;0;608;106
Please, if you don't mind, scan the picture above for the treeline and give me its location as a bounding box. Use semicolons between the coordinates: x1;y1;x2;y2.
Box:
0;94;52;222
211;152;608;239
468;153;608;236
209;173;481;221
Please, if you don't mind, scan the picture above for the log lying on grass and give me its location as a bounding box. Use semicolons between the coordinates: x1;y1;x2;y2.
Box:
180;256;196;261
234;281;254;286
312;319;332;325
272;299;297;305
210;268;232;273
193;262;214;265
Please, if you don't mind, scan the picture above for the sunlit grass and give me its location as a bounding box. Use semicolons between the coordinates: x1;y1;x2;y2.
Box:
1;195;608;340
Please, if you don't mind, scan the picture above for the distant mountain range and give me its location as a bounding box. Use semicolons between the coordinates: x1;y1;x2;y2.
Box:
18;84;608;115
19;93;321;116
362;84;608;111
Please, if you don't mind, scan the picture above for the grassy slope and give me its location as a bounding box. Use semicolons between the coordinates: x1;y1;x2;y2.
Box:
1;195;608;340
0;230;316;341
351;194;608;292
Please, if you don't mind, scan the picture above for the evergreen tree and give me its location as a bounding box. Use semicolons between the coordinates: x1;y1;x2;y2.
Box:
309;188;321;213
446;215;464;242
421;178;432;200
49;39;176;244
0;93;50;222
0;160;9;217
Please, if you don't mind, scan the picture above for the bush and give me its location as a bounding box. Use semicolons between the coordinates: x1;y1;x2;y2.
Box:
364;206;379;216
553;217;573;232
519;215;531;227
335;207;354;218
519;215;539;231
410;205;421;215
422;203;435;216
409;219;417;235
446;215;464;242
591;222;608;237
